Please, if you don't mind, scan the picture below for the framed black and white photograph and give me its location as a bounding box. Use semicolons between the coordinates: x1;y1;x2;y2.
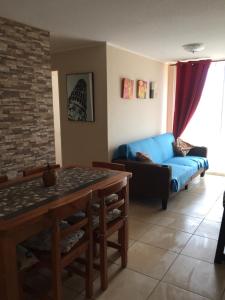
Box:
67;72;94;122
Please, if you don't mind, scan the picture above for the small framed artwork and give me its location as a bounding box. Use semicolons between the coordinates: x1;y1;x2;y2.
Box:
149;81;155;98
67;72;94;122
137;80;147;99
121;78;134;99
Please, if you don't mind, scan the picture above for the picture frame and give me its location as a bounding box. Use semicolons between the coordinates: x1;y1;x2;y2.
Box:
67;72;94;122
121;78;134;99
149;81;155;99
137;80;147;99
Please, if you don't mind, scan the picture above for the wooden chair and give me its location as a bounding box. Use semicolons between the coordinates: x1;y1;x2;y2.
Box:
24;190;93;300
0;175;48;299
92;160;126;258
92;163;128;291
22;164;60;177
50;190;93;299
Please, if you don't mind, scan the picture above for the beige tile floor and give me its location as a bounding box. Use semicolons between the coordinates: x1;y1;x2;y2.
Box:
29;174;225;300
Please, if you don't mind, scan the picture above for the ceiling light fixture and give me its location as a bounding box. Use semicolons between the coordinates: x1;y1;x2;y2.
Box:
182;43;205;54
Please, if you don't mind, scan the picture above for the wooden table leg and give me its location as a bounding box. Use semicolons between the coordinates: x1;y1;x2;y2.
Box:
0;236;20;300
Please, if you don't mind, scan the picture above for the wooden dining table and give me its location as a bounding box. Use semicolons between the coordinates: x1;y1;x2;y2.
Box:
0;165;131;300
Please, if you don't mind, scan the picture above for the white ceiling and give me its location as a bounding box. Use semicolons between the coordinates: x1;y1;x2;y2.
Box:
0;0;225;62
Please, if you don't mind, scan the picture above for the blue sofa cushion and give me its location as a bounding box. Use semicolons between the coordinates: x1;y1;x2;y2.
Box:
152;133;175;162
114;133;175;164
164;156;209;171
166;163;197;192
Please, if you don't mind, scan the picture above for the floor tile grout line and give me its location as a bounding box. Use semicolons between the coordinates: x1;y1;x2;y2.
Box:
127;179;225;299
144;279;161;300
159;250;180;282
130;209;204;221
161;278;215;300
130;214;204;235
179;252;216;264
176;253;219;265
84;176;225;299
131;208;205;223
191;232;219;241
132;218;203;235
137;236;192;255
190;189;224;237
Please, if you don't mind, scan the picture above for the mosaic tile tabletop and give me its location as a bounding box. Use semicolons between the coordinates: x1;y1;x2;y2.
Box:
0;167;115;220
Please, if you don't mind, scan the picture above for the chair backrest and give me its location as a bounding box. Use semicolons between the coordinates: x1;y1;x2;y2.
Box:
0;175;8;184
92;161;125;171
23;164;60;177
97;177;128;233
48;190;93;299
49;190;92;264
97;177;127;199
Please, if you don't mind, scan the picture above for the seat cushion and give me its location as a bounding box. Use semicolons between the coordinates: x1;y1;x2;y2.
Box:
92;208;121;228
164;156;209;192
23;221;85;254
165;163;197;192
107;208;121;222
104;193;119;204
17;245;39;271
66;211;86;224
165;156;208;170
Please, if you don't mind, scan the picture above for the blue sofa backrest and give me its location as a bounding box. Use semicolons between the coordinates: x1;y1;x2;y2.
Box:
114;133;175;164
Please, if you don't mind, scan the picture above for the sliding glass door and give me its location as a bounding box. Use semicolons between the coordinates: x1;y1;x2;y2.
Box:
181;62;225;174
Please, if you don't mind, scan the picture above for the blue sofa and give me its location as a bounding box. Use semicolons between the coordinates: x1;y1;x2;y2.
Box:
113;133;208;209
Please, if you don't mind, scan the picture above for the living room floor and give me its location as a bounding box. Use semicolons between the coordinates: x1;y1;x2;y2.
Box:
27;174;225;300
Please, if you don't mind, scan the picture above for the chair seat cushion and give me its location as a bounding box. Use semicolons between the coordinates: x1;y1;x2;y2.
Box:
17;245;39;271
23;221;85;254
66;211;86;224
104;193;119;204
107;208;121;222
92;208;121;228
165;156;208;170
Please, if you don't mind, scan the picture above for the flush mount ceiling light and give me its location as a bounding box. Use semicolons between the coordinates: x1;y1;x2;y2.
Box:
182;43;205;54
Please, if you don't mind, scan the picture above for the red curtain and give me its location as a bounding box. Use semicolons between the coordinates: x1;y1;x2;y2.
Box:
173;59;211;139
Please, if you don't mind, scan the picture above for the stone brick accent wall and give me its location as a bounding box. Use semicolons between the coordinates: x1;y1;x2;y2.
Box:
0;17;55;176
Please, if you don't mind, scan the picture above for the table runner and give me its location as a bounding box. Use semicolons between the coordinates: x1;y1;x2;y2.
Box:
0;167;115;220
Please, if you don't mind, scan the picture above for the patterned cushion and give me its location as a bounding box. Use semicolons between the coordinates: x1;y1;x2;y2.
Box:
92;209;121;228
92;194;119;212
107;208;121;222
105;193;119;204
66;211;86;224
173;138;193;156
17;245;39;271
23;221;85;254
136;152;153;162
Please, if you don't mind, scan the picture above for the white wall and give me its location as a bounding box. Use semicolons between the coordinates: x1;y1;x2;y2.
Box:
51;71;62;166
106;45;167;159
51;44;108;166
51;43;168;165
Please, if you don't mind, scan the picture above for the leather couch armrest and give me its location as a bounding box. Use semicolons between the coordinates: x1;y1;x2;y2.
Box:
113;159;171;174
112;159;172;199
187;146;207;157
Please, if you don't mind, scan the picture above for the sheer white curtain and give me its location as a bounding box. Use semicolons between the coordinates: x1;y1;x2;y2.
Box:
181;62;225;174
